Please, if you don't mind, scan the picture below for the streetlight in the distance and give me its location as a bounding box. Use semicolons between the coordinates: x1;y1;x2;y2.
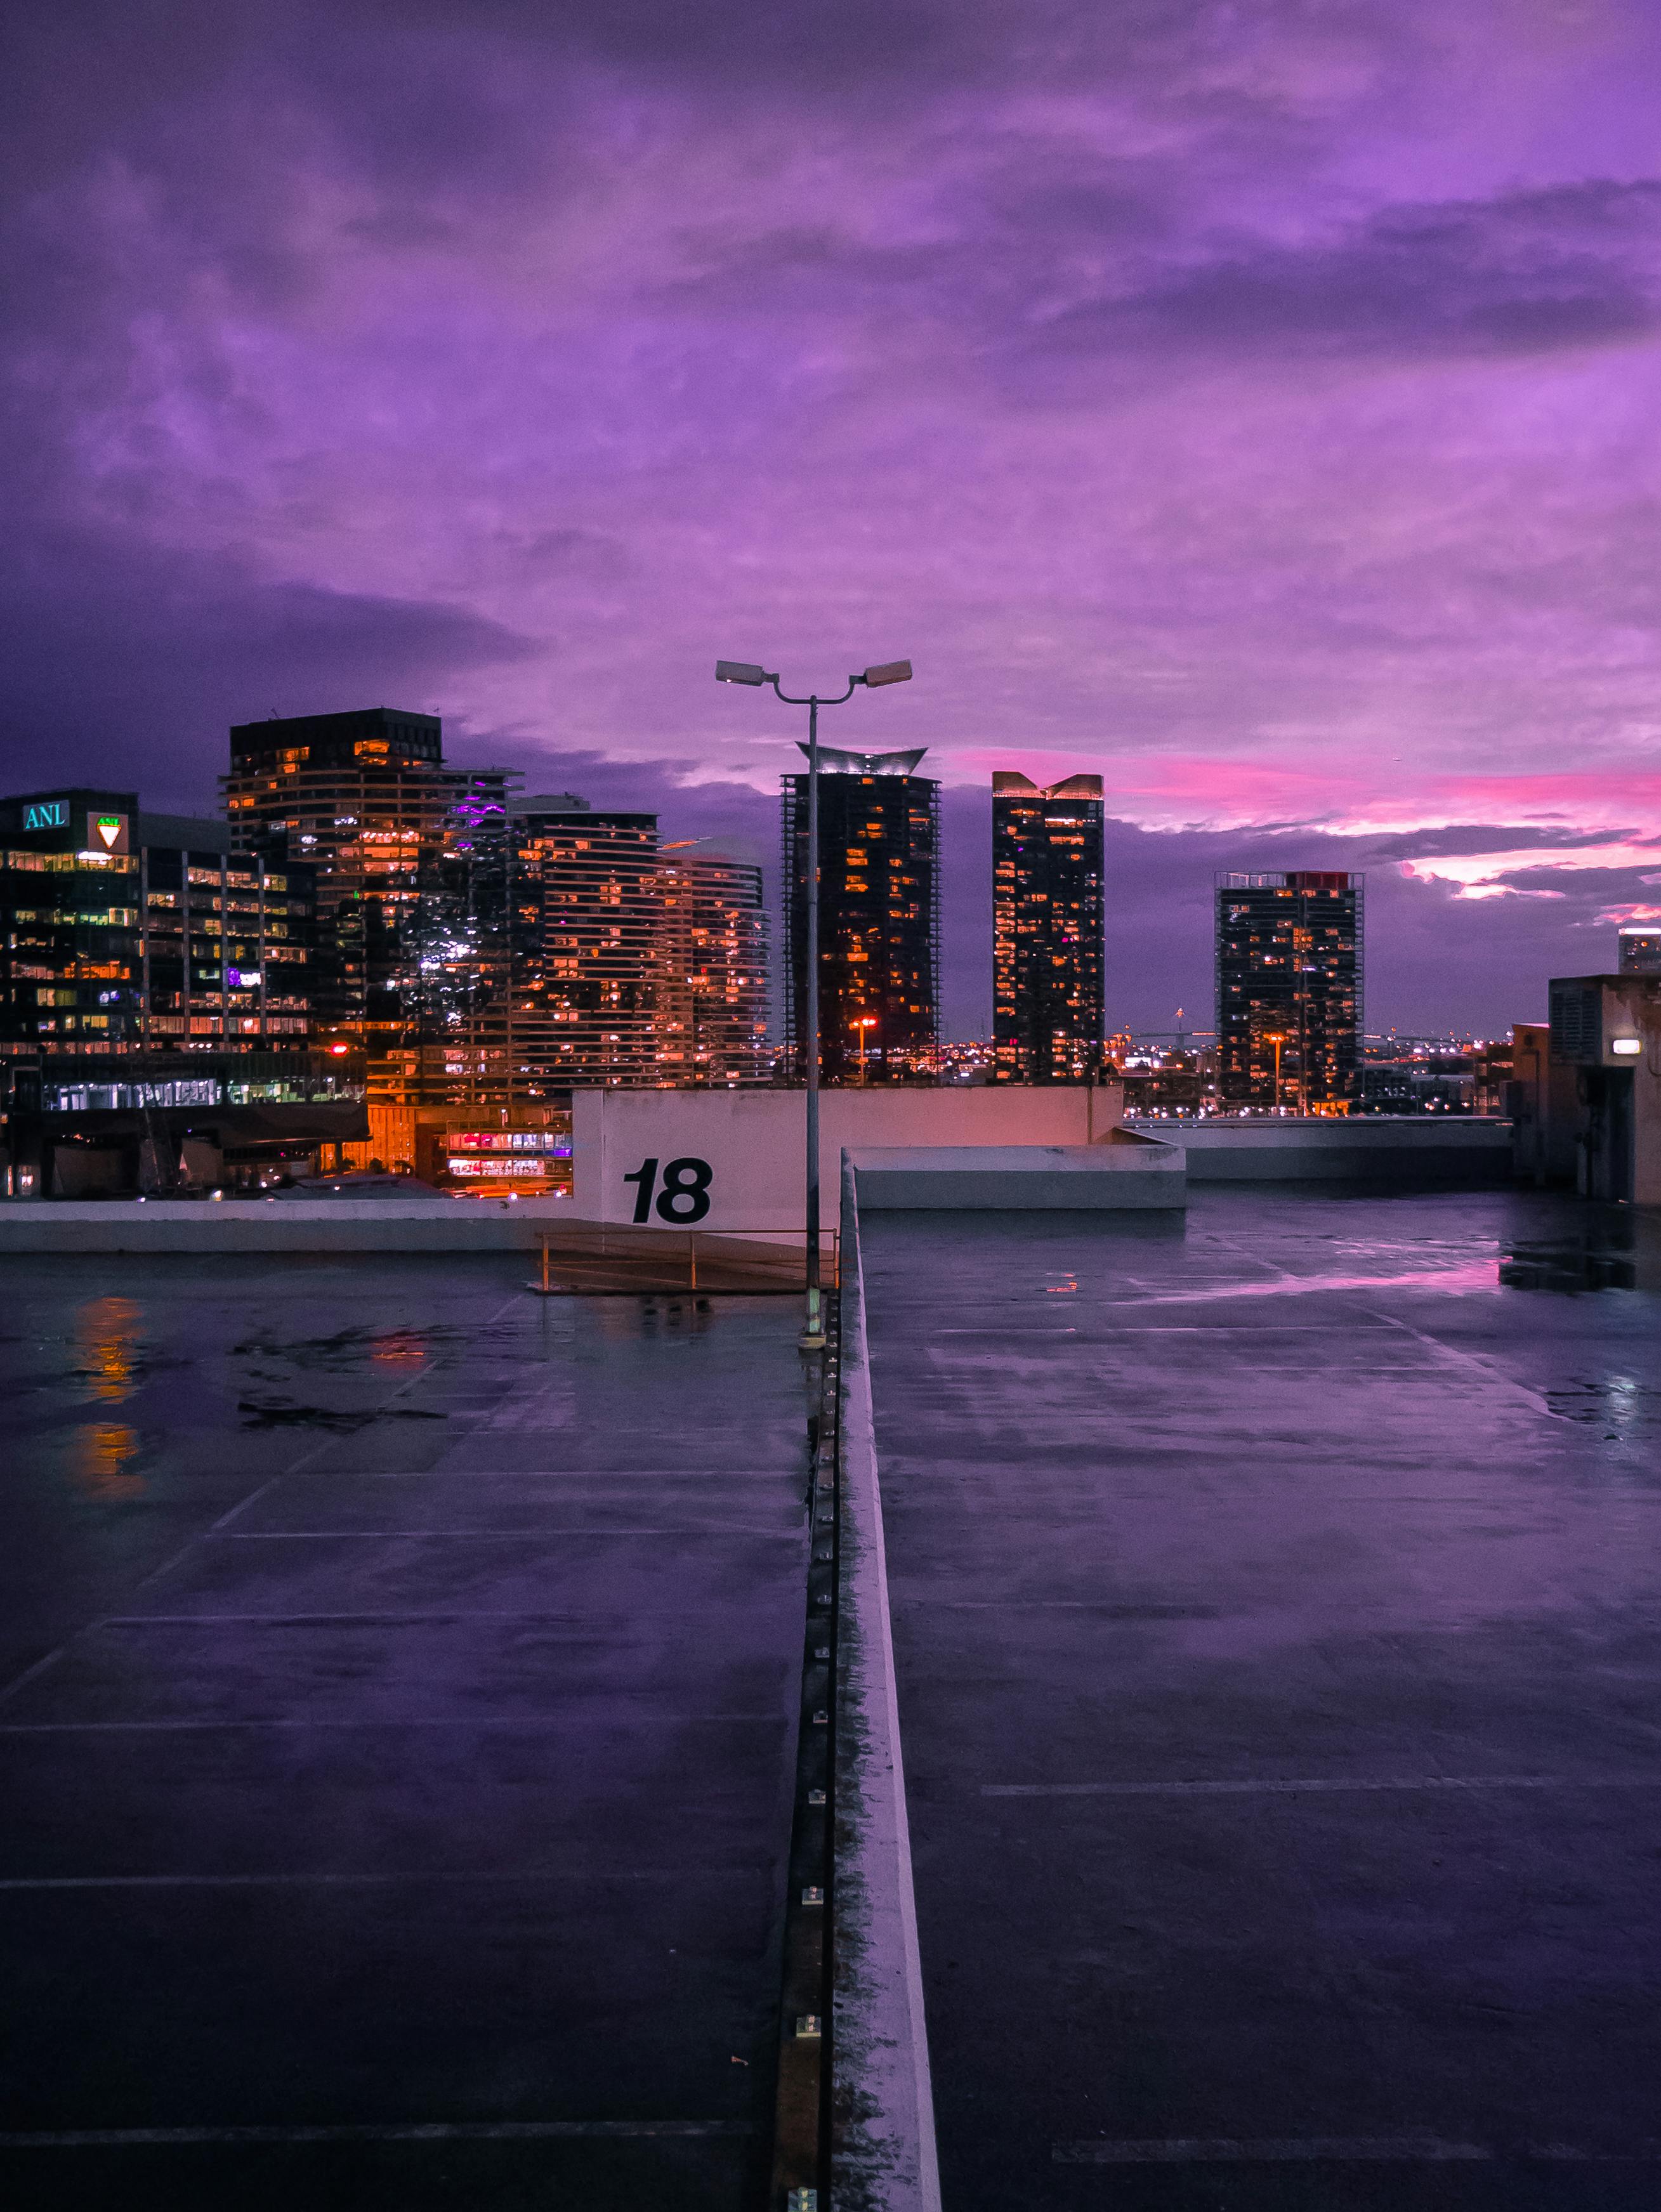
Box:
851;1015;878;1087
714;657;914;1349
1264;1031;1288;1113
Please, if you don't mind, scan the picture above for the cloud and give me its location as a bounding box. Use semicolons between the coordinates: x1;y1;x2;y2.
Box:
1027;180;1661;367
1358;822;1655;861
0;527;534;809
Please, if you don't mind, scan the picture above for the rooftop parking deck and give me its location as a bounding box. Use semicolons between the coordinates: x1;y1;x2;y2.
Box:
858;1188;1661;2211
0;1257;809;2211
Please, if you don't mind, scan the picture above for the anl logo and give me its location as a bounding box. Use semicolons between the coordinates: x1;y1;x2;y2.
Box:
96;816;122;848
22;801;68;830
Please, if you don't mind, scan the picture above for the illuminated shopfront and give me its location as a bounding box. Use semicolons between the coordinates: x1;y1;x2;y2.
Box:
442;1125;570;1193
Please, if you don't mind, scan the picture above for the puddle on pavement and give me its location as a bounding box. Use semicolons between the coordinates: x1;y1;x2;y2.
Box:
1500;1235;1658;1293
63;1420;145;1501
230;1324;471;1369
237;1398;449;1430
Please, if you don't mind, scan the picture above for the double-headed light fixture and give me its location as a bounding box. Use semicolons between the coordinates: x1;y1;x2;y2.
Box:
715;656;914;1349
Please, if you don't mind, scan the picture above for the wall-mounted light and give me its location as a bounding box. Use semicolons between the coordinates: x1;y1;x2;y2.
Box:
1611;1037;1642;1057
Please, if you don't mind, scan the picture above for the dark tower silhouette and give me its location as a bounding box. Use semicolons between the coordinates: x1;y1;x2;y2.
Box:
992;771;1105;1082
782;747;938;1083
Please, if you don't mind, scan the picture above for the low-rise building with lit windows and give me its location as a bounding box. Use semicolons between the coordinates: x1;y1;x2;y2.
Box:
0;789;315;1058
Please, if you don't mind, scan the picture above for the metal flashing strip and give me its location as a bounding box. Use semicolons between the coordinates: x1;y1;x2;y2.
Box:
832;1157;942;2212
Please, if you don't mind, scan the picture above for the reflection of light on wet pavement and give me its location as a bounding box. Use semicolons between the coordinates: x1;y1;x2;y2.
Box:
67;1422;143;1500
371;1330;428;1366
74;1296;143;1401
1110;1260;1499;1308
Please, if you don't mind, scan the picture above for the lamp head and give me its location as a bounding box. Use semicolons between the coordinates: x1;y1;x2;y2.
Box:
858;659;913;688
715;660;771;686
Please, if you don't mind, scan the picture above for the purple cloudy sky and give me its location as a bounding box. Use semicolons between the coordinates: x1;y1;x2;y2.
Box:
5;0;1661;1036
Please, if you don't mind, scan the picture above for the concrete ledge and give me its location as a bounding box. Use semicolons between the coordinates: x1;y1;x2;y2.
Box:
0;1196;568;1252
848;1142;1186;1210
834;1156;943;2212
1128;1116;1513;1184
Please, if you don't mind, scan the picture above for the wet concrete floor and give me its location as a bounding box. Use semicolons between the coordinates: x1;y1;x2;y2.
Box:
861;1188;1661;2211
0;1256;809;2211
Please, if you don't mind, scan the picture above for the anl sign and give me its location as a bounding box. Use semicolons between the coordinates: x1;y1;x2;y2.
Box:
22;801;69;831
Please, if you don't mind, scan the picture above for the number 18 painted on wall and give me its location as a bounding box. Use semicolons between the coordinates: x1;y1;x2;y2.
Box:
622;1156;713;1224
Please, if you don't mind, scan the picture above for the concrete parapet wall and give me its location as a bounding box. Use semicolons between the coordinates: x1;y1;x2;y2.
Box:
1129;1116;1513;1183
834;1156;943;2211
0;1197;574;1253
575;1085;1127;1234
849;1141;1185;1210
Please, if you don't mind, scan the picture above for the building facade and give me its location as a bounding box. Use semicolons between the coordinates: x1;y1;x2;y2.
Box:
223;709;514;1071
1618;928;1661;974
782;747;939;1084
1215;871;1363;1111
1;789;315;1060
511;800;664;1089
1535;975;1661;1203
992;771;1105;1082
654;837;770;1087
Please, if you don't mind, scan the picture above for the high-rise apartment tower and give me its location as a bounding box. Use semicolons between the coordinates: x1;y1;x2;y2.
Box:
510;800;663;1089
1215;870;1363;1110
992;771;1105;1082
782;747;939;1083
655;837;770;1086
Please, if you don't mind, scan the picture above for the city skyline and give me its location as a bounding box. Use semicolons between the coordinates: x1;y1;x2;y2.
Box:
4;3;1661;1040
2;735;1647;1052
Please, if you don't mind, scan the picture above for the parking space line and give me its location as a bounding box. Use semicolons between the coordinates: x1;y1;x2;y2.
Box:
0;2119;748;2145
985;1774;1661;1797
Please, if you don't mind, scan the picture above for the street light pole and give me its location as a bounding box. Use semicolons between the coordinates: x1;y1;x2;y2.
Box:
1266;1031;1286;1113
715;657;912;1350
803;689;824;1342
853;1015;876;1086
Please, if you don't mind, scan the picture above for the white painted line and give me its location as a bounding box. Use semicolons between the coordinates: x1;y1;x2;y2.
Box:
0;1712;780;1734
0;1868;693;1890
356;1468;791;1479
209;1528;801;1540
100;1609;750;1624
1054;2137;1492;2164
1;2119;747;2146
986;1774;1661;1798
1054;2135;1661;2164
834;1163;943;2212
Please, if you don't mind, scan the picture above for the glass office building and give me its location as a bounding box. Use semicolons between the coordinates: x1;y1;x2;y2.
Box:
0;789;313;1059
